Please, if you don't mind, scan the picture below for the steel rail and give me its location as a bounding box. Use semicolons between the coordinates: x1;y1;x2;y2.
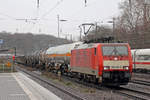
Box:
113;90;147;100
115;87;150;100
131;79;150;86
55;73;150;100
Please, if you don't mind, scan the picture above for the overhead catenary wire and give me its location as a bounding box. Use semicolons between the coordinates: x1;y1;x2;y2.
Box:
24;0;96;34
22;0;42;33
2;0;100;35
0;12;16;20
66;0;98;20
40;0;64;19
25;0;64;33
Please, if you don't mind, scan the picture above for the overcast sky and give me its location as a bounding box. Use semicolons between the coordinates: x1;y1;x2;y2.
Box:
0;0;123;39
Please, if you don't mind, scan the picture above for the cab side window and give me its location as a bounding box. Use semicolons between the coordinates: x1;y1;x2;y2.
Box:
94;48;96;55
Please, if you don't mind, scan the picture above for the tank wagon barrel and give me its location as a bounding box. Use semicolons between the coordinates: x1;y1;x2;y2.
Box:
44;42;83;73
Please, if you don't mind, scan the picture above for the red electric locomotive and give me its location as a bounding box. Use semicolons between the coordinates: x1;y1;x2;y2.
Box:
70;43;132;86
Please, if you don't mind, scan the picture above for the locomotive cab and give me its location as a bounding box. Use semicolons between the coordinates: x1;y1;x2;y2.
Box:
101;44;132;85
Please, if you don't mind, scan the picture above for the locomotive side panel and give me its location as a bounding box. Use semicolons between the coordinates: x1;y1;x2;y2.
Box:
71;48;99;77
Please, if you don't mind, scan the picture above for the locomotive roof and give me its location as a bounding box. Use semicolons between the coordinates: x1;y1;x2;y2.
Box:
74;43;129;50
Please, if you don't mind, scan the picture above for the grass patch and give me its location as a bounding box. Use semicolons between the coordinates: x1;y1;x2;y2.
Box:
65;82;72;86
41;72;75;87
42;72;58;80
82;88;96;93
41;71;96;94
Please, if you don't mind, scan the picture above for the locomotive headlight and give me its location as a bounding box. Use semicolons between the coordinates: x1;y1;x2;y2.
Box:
104;66;110;70
123;66;129;70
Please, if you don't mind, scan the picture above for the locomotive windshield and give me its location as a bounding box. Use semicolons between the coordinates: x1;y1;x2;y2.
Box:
102;46;128;56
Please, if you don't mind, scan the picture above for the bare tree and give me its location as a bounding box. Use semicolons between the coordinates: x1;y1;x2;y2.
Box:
117;0;146;34
115;0;150;49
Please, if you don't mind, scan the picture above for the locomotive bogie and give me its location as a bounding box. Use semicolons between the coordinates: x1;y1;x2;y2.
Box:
102;71;131;85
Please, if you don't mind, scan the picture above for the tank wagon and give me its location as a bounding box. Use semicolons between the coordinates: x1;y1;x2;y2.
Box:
71;43;132;85
17;50;45;69
44;42;82;73
132;49;150;72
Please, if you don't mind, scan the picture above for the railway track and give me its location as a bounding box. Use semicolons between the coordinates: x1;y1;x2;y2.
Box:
15;66;85;100
114;87;150;100
64;74;150;100
16;65;150;100
131;79;150;86
133;70;150;75
41;71;150;100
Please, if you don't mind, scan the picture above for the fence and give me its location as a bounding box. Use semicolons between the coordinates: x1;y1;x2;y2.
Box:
0;56;14;73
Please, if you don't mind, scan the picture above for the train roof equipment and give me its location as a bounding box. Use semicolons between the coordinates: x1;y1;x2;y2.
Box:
74;43;129;50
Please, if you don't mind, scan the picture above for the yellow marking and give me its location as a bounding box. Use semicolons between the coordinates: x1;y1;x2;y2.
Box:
5;62;11;67
46;53;71;57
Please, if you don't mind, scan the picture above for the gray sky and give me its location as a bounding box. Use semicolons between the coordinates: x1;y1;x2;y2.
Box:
0;0;122;39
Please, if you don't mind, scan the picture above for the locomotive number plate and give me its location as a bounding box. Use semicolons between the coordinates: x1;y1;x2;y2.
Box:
111;66;123;69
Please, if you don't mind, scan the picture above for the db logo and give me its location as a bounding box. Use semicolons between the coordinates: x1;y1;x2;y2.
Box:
114;57;118;61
